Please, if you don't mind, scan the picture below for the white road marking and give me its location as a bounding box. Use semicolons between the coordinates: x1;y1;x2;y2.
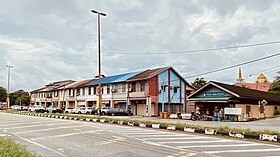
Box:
1;129;66;157
131;134;194;138
142;136;210;140
203;148;280;154
31;130;101;141
158;139;233;144
0;121;25;124
0;121;43;126
177;143;264;148
14;125;88;134
4;122;71;129
124;132;178;135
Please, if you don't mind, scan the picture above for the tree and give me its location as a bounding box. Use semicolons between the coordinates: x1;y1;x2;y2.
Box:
10;89;30;105
0;86;7;102
268;71;280;96
191;77;207;90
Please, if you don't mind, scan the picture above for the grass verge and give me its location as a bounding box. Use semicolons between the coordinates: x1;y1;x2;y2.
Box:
0;136;40;157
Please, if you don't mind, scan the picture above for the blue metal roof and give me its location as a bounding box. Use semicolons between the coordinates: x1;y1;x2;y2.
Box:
85;71;140;86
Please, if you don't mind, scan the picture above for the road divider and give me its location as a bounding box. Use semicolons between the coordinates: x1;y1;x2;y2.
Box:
7;111;280;143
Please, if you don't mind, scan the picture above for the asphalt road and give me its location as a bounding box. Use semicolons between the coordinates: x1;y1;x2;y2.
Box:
0;112;280;157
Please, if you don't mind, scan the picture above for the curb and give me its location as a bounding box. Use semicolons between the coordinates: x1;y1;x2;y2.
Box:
11;112;280;143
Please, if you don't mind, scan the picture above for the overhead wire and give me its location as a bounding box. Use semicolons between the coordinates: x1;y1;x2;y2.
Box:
103;40;280;55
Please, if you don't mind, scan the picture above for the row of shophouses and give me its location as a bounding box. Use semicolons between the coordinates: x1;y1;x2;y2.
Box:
30;66;194;116
30;66;280;119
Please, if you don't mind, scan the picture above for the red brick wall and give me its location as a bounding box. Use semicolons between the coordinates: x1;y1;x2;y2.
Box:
149;76;158;96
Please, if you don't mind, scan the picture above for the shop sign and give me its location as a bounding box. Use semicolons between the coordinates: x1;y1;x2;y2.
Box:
203;92;224;97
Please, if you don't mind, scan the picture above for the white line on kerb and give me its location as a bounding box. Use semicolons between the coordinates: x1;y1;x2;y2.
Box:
203;148;280;154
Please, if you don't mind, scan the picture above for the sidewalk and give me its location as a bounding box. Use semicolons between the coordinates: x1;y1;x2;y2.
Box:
102;115;280;132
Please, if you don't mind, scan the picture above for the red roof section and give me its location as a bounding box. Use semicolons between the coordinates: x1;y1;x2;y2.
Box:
233;82;271;92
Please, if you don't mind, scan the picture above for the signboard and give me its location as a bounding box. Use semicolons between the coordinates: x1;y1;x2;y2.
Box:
203;92;224;97
224;108;242;115
146;103;148;117
127;104;132;112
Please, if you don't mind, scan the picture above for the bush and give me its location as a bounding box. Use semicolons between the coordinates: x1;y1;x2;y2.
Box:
274;110;280;115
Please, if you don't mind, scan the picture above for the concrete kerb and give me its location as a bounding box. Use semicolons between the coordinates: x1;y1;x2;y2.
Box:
9;112;280;143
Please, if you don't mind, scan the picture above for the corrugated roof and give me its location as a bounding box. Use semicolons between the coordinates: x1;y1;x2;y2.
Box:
86;72;140;86
127;66;170;82
58;79;95;89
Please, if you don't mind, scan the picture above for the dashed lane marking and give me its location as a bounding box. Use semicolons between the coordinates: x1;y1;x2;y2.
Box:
3;122;72;129
96;136;126;145
31;130;101;141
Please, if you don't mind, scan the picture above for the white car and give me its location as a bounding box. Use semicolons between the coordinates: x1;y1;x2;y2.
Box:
28;105;45;112
75;107;86;114
85;107;93;114
71;108;78;114
64;108;73;114
11;105;21;110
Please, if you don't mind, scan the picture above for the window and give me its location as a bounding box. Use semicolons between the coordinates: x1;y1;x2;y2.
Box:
107;85;110;94
93;86;96;95
83;88;85;95
80;88;83;95
131;83;136;92
122;83;126;93
246;105;251;114
102;87;104;94
89;87;92;95
140;81;145;91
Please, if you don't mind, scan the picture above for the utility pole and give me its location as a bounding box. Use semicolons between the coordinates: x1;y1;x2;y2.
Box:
6;65;13;108
91;9;106;116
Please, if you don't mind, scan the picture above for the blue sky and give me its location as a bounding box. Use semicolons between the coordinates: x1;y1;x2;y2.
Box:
1;0;280;92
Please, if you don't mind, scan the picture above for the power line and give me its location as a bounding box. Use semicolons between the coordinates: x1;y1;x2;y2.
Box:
103;40;280;55
185;52;280;79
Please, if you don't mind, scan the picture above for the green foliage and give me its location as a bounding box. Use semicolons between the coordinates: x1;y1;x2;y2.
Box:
274;110;280;115
0;136;40;157
0;86;7;102
268;81;280;96
10;90;30;105
191;77;207;90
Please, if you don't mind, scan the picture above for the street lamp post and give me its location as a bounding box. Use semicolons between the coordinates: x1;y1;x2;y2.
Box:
6;65;13;108
91;9;106;116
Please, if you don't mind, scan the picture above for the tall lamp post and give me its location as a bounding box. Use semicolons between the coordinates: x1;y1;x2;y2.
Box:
6;65;13;108
91;9;106;116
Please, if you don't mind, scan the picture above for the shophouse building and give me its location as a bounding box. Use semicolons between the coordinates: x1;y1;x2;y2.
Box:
127;66;193;117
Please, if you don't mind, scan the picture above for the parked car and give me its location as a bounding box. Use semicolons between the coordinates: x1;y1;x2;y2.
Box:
106;108;133;116
75;107;86;114
21;106;29;111
28;105;45;113
85;107;93;114
46;106;63;113
0;106;7;110
71;108;78;114
101;107;111;115
11;105;21;110
91;108;98;115
64;107;74;114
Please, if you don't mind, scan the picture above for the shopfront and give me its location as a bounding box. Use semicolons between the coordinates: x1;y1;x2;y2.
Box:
188;81;280;120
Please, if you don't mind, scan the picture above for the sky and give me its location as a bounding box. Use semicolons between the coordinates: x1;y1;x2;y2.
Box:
0;0;280;92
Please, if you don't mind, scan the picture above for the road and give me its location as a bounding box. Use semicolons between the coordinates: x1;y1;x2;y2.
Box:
0;112;280;157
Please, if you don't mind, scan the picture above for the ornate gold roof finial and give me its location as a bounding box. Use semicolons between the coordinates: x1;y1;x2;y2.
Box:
236;67;244;83
255;73;270;83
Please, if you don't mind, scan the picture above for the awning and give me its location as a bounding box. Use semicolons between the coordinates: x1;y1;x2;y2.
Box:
188;97;230;101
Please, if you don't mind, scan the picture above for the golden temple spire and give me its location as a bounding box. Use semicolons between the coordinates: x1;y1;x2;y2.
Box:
236;67;244;83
